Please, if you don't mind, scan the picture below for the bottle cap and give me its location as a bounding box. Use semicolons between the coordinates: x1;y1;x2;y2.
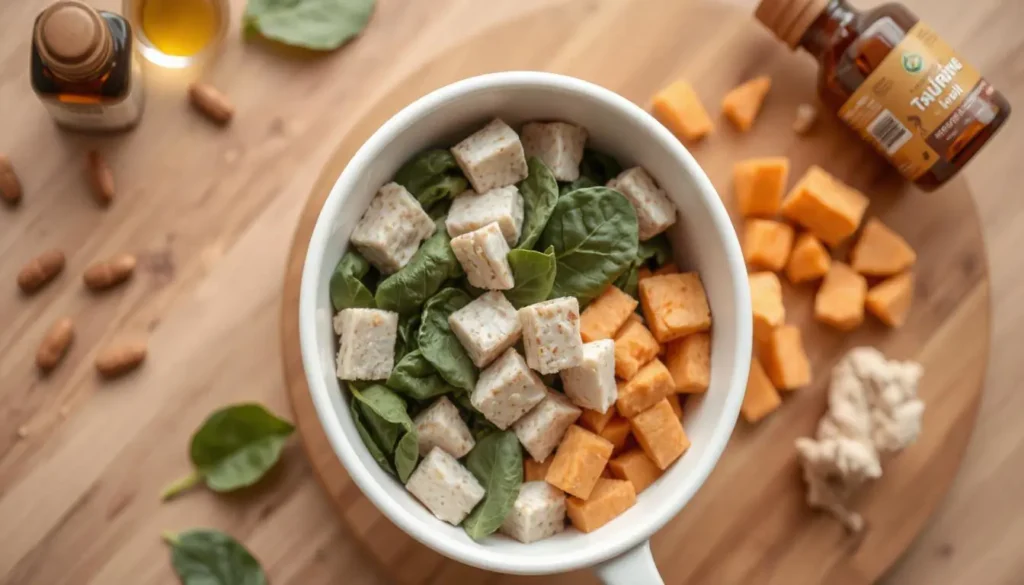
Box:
755;0;828;49
34;1;113;82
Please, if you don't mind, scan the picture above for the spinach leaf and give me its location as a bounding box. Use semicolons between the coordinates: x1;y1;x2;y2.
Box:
418;289;478;391
613;260;640;298
356;401;402;452
351;398;395;475
638;233;674;267
462;431;523;540
243;0;375;51
387;350;458;400
394;150;469;208
163;529;266;585
578;148;623;185
559;176;598;196
329;250;375;311
351;384;415;429
505;247;556;309
351;384;419;478
395;314;421;361
536;187;639;307
161;404;295;500
375;223;463;315
516;157;559;249
394;431;419;483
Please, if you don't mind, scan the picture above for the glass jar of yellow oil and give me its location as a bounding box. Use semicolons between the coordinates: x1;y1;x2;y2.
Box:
122;0;227;68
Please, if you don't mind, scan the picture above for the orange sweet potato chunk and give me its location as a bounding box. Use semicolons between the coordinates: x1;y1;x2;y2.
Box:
762;324;811;390
599;416;632;455
638;273;712;344
743;219;795;271
629;398;690;469
748;272;785;343
579;407;617;434
654;263;680;276
849;218;916;276
616;359;676;418
581;285;640;342
524;457;553;482
566;478;637;533
608;449;663;493
814;261;867;331
741;358;781;423
665;333;710;393
785;232;831;284
734;157;789;217
722;76;772;132
866;272;914;327
781;166;868;246
546;425;614;500
652;80;714;142
613;319;661;380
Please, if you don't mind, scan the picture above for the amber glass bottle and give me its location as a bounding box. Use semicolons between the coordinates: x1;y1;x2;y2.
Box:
31;0;144;132
756;0;1010;190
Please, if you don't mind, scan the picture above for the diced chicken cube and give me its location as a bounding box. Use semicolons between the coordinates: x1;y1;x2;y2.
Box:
607;167;677;241
513;389;582;462
333;308;398;380
500;481;567;544
448;291;522;368
519;297;584;374
450;222;515;290
413;397;475;458
350;182;436;274
561;339;618;413
520;122;588;181
445;185;524;246
405;447;485;525
451;119;529;193
471;348;547;429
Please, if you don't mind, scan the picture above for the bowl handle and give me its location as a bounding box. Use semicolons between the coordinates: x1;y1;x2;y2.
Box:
595;540;664;585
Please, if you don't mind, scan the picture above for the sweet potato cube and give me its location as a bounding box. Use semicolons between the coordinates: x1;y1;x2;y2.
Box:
651;80;713;142
722;76;772;132
849;218;916;276
545;425;614;500
637;266;654;282
666;393;684;419
744;219;795;271
734;157;789;217
629;398;690;469
598;416;632;455
638;273;712;344
748;272;785;343
579;407;617;434
524;457;553;482
785;233;831;283
608;449;663;493
665;333;710;393
866;272;914;327
781;166;868;246
566;478;637;533
613;319;661;380
616;359;676;418
814;261;867;331
654;263;680;276
762;324;811;390
581;286;639;342
741;358;781;423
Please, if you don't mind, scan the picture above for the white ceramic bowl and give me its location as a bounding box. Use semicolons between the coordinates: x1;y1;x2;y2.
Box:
299;72;752;584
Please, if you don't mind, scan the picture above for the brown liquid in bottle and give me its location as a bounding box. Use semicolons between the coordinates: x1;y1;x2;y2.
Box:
757;0;1010;191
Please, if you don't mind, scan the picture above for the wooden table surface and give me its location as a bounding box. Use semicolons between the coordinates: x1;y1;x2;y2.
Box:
0;1;1020;584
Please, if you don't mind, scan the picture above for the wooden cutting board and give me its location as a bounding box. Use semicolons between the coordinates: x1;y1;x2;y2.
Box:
279;0;989;583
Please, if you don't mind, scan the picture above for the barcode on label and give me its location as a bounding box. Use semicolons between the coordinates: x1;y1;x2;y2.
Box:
867;110;912;154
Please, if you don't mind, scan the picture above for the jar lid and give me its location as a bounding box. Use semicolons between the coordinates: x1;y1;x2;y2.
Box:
34;0;113;82
755;0;828;49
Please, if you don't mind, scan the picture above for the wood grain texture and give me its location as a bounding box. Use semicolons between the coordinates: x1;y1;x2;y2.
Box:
0;0;1019;584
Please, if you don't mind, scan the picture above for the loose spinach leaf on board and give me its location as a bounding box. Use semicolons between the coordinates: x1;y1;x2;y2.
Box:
516;157;559;250
329;250;376;311
462;431;523;540
613;260;640;298
578;148;623;185
559;176;598;196
394;431;419;483
505;247;557;309
387;349;458;400
394;150;469;208
375;222;463;315
243;0;375;51
536;187;639;307
161;404;295;500
163;529;267;585
638;233;674;268
418;289;478;391
351;398;396;475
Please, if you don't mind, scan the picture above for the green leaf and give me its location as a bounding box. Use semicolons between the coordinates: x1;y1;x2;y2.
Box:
578;148;623;185
387;350;458;400
462;431;523;540
375;223;463;316
516;157;559;249
243;0;375;51
356;401;402;452
638;233;674;267
351;398;395;475
559;176;598;196
395;314;421;361
350;385;419;479
394;431;420;483
350;384;415;430
394;150;469;208
329;250;375;311
163;529;267;585
505;247;557;308
614;260;640;298
418;288;478;391
161;404;295;500
536;187;639;307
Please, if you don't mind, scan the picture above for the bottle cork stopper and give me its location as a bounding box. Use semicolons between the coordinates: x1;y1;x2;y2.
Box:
34;0;112;82
755;0;828;49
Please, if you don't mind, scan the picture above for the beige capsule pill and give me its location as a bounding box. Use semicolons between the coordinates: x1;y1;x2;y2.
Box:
188;82;234;125
36;317;74;372
95;341;148;379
